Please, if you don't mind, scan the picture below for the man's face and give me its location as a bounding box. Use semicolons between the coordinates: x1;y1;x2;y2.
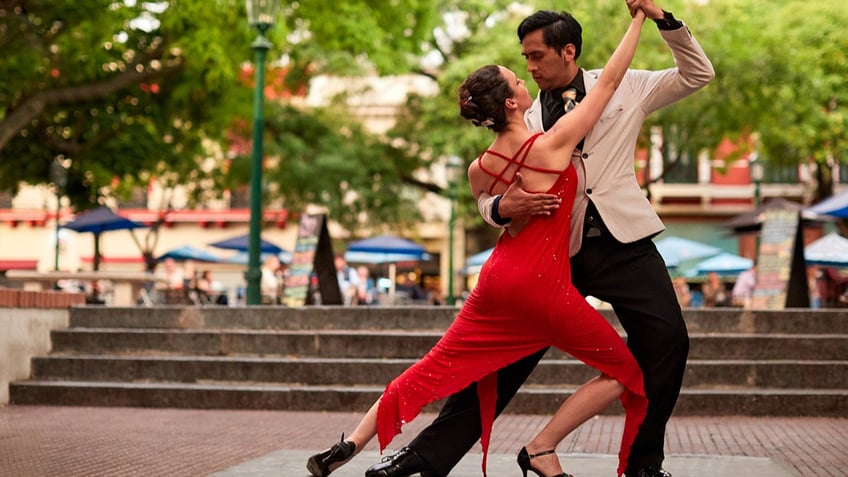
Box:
520;29;574;92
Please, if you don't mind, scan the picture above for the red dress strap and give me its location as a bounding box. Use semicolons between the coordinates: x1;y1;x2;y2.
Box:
477;133;563;195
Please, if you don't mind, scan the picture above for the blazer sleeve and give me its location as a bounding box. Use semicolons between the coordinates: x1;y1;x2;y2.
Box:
477;192;506;229
630;23;715;115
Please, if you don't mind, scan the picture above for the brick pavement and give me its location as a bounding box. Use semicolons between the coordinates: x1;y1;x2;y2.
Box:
1;406;846;476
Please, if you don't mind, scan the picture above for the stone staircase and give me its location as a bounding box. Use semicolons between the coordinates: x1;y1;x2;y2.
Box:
9;306;848;416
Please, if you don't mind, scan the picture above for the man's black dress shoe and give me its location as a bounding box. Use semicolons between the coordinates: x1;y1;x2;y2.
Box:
365;447;440;477
626;464;672;477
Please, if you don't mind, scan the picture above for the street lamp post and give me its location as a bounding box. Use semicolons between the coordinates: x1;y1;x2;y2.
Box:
245;0;280;305
750;153;764;208
750;152;765;258
49;157;68;272
445;156;463;305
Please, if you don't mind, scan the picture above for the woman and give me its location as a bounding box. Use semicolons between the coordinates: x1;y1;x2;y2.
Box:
307;9;648;477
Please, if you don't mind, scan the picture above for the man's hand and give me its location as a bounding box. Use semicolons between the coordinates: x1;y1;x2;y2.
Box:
626;0;664;20
497;173;561;220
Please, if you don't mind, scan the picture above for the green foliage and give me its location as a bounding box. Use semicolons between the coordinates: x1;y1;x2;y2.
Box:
252;103;424;234
395;0;848;210
0;0;438;212
277;0;437;75
3;0;847;231
0;0;254;207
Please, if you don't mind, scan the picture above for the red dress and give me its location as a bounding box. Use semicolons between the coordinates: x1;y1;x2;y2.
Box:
377;134;647;476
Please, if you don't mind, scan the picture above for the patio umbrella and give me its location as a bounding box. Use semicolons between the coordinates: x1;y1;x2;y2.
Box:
694;252;754;276
343;250;431;264
209;233;284;254
61;206;147;270
654;236;721;268
723;198;812;233
806;190;848;219
460;247;494;275
157;245;220;263
805;232;848;267
219;249;293;265
346;235;428;258
345;235;430;298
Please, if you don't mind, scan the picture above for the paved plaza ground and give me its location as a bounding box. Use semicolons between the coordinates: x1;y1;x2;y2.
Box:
1;406;845;476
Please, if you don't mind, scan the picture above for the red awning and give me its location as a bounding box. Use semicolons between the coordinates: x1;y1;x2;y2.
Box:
0;259;38;271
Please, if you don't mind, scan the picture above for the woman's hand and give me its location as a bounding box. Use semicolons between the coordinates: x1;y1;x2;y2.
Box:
498;173;561;220
626;0;662;20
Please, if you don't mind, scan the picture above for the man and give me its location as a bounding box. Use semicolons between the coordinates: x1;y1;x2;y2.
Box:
334;254;360;305
365;0;713;476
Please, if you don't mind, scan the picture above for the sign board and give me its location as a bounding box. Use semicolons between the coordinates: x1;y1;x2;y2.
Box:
282;214;342;306
751;209;809;309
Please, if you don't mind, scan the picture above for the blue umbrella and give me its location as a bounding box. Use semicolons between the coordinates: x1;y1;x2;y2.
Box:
61;206;148;270
695;252;754;276
61;206;147;234
345;235;429;263
209;233;284;254
157;245;220;263
460;247;494;275
344;251;430;264
220;250;293;265
346;235;429;300
806;190;848;219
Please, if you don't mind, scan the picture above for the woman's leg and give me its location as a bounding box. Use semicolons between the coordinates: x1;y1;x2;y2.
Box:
522;375;624;476
307;399;379;476
537;294;648;477
346;399;379;450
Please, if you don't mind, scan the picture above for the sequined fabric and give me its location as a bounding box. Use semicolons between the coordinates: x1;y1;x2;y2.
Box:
377;134;647;477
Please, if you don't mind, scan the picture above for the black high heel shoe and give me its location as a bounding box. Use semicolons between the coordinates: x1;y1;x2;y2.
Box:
516;447;572;477
306;433;356;477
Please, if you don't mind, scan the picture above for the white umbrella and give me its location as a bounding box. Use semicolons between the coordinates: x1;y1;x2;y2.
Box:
805;232;848;267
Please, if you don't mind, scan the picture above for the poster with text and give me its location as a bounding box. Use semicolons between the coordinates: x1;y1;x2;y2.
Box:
752;208;809;309
282;214;341;306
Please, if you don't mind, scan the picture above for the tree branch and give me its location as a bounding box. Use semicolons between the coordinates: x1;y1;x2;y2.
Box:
0;42;180;153
401;174;443;194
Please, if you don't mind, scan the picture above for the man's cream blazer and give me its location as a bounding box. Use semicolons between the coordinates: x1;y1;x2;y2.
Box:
481;24;714;257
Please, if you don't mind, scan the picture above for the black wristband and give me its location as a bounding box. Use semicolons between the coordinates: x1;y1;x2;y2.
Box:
491;195;512;226
653;10;683;30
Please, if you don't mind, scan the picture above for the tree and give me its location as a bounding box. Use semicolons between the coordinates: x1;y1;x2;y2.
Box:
0;0;439;209
639;0;848;204
392;0;848;212
229;102;430;235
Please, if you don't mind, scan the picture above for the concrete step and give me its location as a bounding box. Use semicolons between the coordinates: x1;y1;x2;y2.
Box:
67;306;848;334
30;355;848;389
10;307;848;416
9;380;846;417
49;328;848;360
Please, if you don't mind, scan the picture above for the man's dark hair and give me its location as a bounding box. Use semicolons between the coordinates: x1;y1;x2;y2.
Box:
517;10;583;60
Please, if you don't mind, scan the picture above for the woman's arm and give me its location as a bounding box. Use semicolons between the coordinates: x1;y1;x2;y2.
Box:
543;10;646;153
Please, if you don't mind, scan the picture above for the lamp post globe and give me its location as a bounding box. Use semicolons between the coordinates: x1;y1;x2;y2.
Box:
245;0;280;305
246;0;280;29
750;158;764;208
